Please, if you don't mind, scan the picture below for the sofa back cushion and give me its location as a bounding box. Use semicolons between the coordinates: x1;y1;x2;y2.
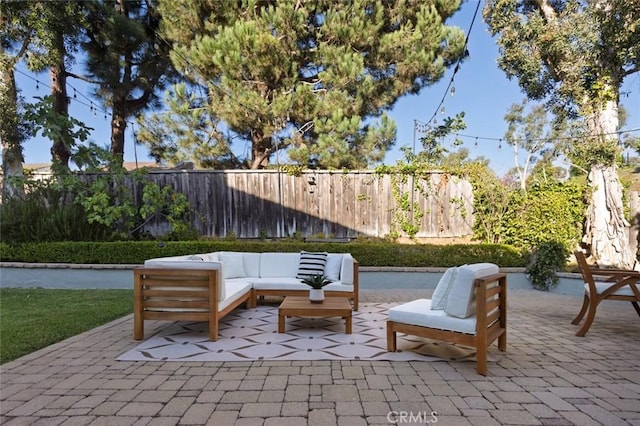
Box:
339;254;355;285
142;260;225;300
324;254;343;281
218;253;247;279
241;252;261;277
444;263;499;319
259;253;300;278
431;267;458;310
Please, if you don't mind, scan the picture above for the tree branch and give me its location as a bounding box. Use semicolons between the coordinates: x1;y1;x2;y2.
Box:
65;71;101;85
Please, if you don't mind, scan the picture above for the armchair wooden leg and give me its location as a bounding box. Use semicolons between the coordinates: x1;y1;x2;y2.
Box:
498;332;507;351
576;300;598;337
572;295;589;325
386;322;397;352
476;345;488;376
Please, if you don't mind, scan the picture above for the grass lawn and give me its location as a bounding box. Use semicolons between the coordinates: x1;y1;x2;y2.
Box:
0;288;133;364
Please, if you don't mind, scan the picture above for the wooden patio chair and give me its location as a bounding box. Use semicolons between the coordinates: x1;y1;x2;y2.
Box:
572;251;640;336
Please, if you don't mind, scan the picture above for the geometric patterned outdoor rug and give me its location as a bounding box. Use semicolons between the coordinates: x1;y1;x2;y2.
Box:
118;303;483;362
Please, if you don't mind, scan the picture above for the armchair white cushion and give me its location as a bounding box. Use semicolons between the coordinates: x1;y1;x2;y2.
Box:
445;263;499;318
431;267;458;310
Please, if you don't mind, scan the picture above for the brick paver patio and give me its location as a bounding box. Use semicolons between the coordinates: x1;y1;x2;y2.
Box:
1;289;639;425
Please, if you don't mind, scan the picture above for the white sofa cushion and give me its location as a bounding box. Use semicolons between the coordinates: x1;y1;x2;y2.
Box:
219;280;252;311
323;282;353;292
339;254;355;285
218;253;246;279
241;252;261;277
251;278;310;291
141;260;225;301
431;267;458;310
587;281;640;296
296;251;328;279
324;254;343;281
389;299;477;334
445;263;499;319
259;253;300;278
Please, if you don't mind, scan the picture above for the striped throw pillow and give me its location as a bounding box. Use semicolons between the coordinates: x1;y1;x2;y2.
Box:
296;251;328;279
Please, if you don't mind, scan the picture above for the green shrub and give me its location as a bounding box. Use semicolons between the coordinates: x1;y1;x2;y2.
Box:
500;179;584;250
0;186;111;243
525;241;570;291
0;240;528;267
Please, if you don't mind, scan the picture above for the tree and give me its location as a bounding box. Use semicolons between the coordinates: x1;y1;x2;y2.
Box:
503;99;561;191
159;0;467;169
20;1;88;172
83;0;175;169
0;2;32;199
135;83;240;168
484;0;640;268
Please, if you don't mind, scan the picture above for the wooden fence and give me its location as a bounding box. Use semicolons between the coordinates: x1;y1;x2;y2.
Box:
127;170;474;239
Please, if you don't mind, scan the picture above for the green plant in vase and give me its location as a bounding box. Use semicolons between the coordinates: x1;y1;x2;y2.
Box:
301;275;332;303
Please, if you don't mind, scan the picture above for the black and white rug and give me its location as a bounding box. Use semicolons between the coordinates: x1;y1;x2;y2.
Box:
118;303;479;362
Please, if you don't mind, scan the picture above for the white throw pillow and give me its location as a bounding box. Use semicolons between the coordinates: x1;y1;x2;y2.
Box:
296;251;328;279
445;263;499;318
219;253;246;279
430;267;458;310
324;254;343;281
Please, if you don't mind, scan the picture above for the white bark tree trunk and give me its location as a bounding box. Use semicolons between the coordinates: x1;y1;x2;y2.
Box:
584;165;635;268
582;97;635;268
0;45;25;200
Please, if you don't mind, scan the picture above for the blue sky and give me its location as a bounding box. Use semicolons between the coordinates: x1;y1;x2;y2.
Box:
15;1;640;177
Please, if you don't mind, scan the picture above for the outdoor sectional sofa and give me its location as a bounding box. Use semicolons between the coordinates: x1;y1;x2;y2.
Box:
133;251;359;341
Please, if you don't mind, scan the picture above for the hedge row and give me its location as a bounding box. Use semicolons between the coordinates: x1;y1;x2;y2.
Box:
0;241;528;267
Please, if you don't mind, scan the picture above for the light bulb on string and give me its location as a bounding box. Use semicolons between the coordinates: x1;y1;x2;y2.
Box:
35;81;39;90
474;137;478;147
440;106;445;115
450;86;455;96
498;139;502;150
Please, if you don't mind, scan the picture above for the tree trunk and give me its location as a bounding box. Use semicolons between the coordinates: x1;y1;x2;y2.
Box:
50;49;71;170
250;134;272;169
582;97;636;268
110;104;126;169
0;50;25;199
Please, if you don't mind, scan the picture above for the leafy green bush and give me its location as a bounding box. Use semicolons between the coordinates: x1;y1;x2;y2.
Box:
0;240;528;267
0;184;111;243
500;179;585;250
525;241;570;291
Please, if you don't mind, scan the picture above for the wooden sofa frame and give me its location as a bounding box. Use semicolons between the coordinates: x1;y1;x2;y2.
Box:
387;273;507;375
133;267;251;341
250;259;360;310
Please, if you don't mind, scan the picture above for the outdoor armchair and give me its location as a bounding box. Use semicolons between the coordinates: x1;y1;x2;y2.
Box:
573;251;640;336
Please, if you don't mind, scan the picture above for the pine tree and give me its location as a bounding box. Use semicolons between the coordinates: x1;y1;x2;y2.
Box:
158;0;466;169
83;0;175;169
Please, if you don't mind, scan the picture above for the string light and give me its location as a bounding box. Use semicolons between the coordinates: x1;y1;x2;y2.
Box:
422;2;481;127
16;69;117;127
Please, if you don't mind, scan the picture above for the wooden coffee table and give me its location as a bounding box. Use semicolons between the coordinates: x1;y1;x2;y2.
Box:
278;296;352;334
